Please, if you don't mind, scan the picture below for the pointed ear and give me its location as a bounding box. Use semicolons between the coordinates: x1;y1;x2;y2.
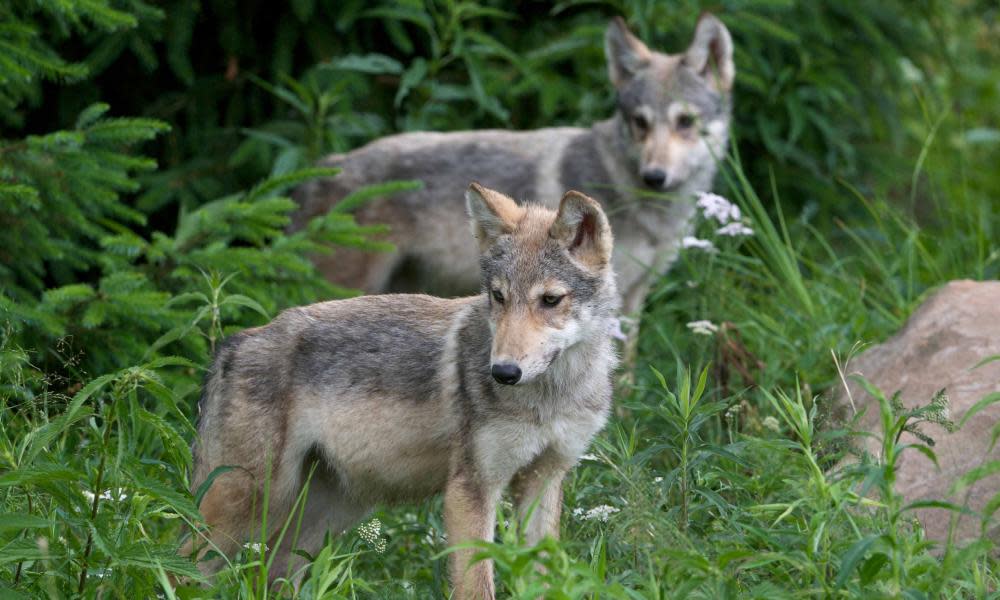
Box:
550;191;613;271
683;14;735;92
465;182;523;251
605;17;652;87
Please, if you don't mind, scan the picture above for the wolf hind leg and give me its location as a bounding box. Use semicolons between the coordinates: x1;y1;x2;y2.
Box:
183;443;305;578
267;462;372;584
181;467;261;577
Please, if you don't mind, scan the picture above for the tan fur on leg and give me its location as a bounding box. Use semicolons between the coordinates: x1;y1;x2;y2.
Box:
510;454;568;545
182;471;257;575
444;475;498;600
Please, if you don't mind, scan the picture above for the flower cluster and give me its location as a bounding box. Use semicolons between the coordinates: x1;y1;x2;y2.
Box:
82;489;128;503
572;504;620;523
243;542;268;554
697;192;742;224
717;221;754;237
683;192;754;252
682;236;718;252
606;316;628;341
358;518;387;553
762;416;781;432
924;388;955;431
686;320;719;336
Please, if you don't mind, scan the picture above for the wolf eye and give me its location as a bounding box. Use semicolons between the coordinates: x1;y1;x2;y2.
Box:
632;114;649;133
541;294;564;307
676;113;696;129
491;289;504;304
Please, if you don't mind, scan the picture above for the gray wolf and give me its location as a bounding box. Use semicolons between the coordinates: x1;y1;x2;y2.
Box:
291;15;734;320
185;183;618;599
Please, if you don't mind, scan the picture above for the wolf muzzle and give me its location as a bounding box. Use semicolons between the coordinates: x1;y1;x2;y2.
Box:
491;362;522;385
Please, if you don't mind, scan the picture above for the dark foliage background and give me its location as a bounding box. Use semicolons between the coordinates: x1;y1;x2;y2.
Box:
4;0;975;373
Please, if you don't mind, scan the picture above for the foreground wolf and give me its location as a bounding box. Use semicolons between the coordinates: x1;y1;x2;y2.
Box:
292;15;734;319
187;183;618;597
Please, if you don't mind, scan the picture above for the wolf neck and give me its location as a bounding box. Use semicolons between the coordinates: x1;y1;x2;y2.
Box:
590;115;633;171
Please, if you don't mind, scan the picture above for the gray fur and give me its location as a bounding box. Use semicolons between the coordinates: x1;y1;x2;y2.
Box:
187;187;618;597
291;15;735;324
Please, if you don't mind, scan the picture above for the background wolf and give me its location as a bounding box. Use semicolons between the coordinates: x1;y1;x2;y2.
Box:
292;15;734;319
187;184;618;598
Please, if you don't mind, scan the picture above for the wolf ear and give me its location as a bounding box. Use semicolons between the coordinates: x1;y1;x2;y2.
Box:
550;191;613;271
465;182;523;251
683;13;735;92
605;17;652;87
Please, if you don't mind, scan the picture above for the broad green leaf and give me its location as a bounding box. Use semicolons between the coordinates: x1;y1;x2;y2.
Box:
0;513;51;532
835;535;879;588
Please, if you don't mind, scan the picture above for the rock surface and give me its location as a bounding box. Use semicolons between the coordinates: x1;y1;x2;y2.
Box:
841;279;1000;544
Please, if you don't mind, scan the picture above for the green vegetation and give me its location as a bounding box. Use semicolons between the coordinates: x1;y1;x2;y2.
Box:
1;0;997;597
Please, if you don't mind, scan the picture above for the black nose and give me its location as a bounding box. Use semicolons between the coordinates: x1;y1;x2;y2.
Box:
641;168;667;188
491;363;522;385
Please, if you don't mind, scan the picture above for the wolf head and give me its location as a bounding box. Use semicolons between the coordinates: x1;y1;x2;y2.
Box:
605;14;734;192
465;183;617;386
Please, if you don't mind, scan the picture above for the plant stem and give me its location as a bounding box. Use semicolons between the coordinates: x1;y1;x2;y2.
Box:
12;493;32;584
78;411;113;594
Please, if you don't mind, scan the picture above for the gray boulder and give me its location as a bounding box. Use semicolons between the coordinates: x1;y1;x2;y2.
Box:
841;279;1000;544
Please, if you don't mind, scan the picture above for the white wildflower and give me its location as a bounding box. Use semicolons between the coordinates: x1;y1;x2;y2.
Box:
83;489;128;503
762;416;781;433
653;476;663;484
716;222;754;237
606;316;627;341
358;518;387;553
899;57;924;84
696;192;741;224
686;320;719;336
574;504;620;523
686;280;699;288
243;542;268;553
681;236;717;252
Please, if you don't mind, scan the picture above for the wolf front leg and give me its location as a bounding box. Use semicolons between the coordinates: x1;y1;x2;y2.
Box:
444;473;499;600
510;451;570;545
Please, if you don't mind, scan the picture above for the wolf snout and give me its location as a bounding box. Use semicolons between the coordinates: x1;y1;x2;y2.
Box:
641;167;684;191
641;167;667;188
491;362;522;385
